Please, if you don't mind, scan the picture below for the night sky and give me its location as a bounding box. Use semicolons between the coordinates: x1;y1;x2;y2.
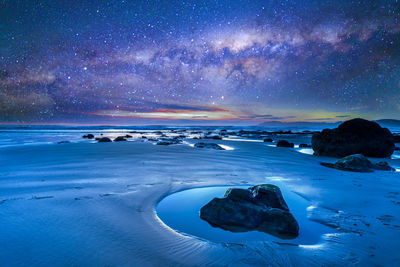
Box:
1;0;399;125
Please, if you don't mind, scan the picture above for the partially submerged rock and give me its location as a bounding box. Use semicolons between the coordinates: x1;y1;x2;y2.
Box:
156;139;181;145
82;134;94;139
200;184;299;238
205;135;223;140
194;142;225;150
98;137;112;143
114;136;127;142
263;138;273;142
321;154;395;172
277;140;294;148
312;118;394;158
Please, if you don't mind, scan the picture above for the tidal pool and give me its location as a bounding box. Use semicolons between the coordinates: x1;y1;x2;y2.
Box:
157;186;334;245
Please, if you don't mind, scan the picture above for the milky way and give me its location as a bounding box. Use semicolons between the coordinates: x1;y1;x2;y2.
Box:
1;0;399;124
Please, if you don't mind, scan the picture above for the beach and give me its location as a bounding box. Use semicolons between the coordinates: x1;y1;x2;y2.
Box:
0;127;399;266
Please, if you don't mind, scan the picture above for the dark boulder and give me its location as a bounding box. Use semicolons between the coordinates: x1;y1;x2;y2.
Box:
98;137;112;143
200;184;299;239
312;118;394;158
125;134;133;138
394;136;400;143
277;140;294;148
114;136;127;142
263;138;273;142
321;154;394;172
83;134;94;139
194;142;225;150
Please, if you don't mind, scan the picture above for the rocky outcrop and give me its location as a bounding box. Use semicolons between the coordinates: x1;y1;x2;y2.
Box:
194;142;225;150
312;118;394;158
263;138;273;142
321;154;395;172
200;184;299;238
277;140;294;148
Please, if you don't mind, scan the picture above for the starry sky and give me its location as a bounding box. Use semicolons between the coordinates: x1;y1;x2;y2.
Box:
1;0;399;125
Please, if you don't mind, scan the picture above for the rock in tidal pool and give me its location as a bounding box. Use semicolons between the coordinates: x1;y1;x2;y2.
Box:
321;154;395;172
199;184;299;239
194;142;225;150
312;118;394;158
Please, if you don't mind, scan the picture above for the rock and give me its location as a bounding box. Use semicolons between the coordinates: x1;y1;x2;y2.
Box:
250;184;289;211
114;136;127;142
299;144;312;148
394;147;400;151
125;134;133;138
98;137;112;143
200;184;299;238
263;138;273;142
156;139;181;145
82;134;94;139
373;161;395;171
312;118;394;158
57;141;70;144
205;135;222;140
194;142;225;150
394;136;400;143
321;154;394;172
277;140;294;148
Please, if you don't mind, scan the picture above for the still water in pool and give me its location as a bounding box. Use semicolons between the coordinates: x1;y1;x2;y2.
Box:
157;186;334;244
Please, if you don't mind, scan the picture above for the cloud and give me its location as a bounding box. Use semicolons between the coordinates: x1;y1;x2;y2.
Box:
335;115;350;118
308;118;334;121
90;106;239;121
